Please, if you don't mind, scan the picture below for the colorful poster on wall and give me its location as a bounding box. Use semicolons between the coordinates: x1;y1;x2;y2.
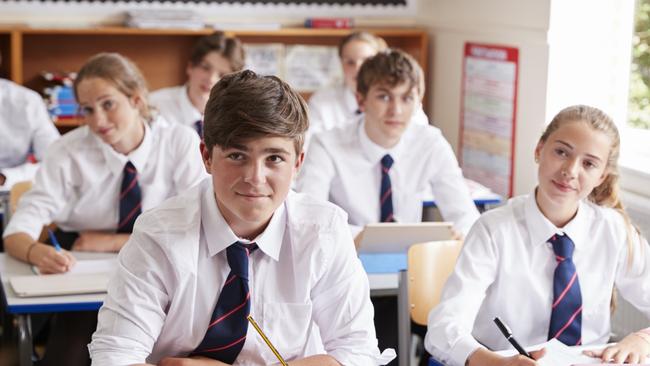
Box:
459;43;519;197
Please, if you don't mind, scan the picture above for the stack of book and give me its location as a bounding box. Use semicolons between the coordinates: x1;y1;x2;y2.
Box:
42;71;78;122
125;9;204;29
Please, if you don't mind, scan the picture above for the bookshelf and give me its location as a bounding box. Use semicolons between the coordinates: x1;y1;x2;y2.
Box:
0;26;429;132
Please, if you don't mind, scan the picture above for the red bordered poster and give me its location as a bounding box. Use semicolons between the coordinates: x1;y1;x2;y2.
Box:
459;42;519;197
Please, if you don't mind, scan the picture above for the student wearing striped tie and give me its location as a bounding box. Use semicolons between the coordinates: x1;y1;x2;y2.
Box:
295;48;479;365
3;52;206;366
89;70;393;366
150;31;245;137
425;105;650;366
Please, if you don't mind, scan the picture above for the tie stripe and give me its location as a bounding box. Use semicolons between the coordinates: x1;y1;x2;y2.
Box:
118;202;142;229
208;291;251;328
552;271;578;308
552;305;583;340
200;335;247;353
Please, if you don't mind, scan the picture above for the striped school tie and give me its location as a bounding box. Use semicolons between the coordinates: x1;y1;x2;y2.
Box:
194;119;203;138
548;233;582;345
380;154;395;222
117;161;142;233
191;242;258;363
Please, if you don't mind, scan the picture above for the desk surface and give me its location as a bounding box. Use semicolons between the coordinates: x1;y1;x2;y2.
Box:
0;252;112;314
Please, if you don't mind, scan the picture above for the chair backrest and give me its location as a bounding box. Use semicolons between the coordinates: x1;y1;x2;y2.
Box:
407;240;463;325
9;181;33;214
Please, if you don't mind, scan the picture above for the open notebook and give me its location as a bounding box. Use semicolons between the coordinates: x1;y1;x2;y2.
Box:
497;338;607;366
356;222;453;253
11;256;117;297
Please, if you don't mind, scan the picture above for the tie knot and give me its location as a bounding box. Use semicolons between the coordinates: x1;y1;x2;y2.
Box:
124;161;137;175
225;242;257;279
549;233;574;261
381;154;394;170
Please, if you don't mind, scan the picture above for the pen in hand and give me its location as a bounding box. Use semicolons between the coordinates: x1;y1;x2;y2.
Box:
47;228;63;252
494;316;533;359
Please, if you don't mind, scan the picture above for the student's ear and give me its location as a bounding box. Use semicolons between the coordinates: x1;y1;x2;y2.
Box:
355;92;366;113
200;141;213;173
294;151;305;174
534;141;544;164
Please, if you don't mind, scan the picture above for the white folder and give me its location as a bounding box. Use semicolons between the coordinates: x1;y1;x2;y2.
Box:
10;273;110;297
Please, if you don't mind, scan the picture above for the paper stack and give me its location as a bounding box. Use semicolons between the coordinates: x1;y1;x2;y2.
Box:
125;9;204;30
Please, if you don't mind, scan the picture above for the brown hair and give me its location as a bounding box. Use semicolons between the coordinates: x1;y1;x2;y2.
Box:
338;31;388;58
203;70;309;155
539;105;644;311
356;49;425;99
189;31;245;72
74;52;153;122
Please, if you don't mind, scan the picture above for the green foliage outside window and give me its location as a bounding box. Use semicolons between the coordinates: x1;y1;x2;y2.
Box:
630;0;650;129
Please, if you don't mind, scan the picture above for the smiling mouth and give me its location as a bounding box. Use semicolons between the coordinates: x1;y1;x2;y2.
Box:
552;179;575;192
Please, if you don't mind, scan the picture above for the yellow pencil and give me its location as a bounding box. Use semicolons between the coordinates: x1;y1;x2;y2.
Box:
247;315;289;366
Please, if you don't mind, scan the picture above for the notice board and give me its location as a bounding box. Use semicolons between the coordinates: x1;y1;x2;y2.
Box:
459;42;519;197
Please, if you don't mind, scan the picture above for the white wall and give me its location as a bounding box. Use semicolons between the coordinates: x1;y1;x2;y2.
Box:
415;0;551;195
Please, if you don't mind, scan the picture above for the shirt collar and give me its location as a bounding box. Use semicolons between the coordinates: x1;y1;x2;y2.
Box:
358;118;406;165
180;84;203;121
524;188;590;251
201;180;285;261
96;120;152;175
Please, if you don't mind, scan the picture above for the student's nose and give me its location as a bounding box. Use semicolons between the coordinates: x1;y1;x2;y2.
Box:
209;72;221;86
389;99;403;115
562;159;579;178
88;109;107;128
243;160;267;185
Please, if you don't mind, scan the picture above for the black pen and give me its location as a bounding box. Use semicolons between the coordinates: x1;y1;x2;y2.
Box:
493;317;533;359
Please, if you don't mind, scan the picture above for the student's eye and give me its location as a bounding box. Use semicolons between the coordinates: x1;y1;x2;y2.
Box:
200;63;212;72
404;94;415;103
79;106;93;117
583;160;598;169
267;155;285;164
377;94;390;102
554;148;568;157
227;152;245;161
102;99;115;111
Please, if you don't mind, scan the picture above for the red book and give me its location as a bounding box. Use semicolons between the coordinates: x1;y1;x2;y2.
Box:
304;18;353;29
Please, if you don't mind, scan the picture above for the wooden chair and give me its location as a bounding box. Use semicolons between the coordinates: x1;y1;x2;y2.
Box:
9;181;32;214
397;240;463;365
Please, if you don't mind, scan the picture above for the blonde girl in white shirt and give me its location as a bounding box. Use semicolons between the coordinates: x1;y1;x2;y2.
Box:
425;105;650;366
3;53;205;366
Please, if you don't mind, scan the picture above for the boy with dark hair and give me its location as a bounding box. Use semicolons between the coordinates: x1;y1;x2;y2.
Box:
150;31;245;135
90;70;392;366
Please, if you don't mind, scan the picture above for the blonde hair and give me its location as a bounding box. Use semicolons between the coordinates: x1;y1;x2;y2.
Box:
74;52;154;122
338;31;388;58
540;105;643;311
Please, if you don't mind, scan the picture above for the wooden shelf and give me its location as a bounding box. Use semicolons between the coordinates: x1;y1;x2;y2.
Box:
1;26;429;133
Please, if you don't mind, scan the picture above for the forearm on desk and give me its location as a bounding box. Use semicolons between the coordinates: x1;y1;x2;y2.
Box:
287;354;341;366
4;232;38;263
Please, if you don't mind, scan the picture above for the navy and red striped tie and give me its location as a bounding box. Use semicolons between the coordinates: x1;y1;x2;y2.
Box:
191;242;257;363
548;233;582;345
380;154;395;222
117;161;142;233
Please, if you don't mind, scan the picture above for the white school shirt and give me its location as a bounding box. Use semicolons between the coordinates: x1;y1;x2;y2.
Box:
3;116;206;240
150;85;202;129
425;192;650;366
307;82;429;143
0;79;60;189
89;178;391;366
295;118;480;235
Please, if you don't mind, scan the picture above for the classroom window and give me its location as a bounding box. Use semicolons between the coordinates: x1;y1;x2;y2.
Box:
621;0;650;179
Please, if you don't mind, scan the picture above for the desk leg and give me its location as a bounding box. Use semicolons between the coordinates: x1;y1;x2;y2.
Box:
398;270;410;366
16;314;33;366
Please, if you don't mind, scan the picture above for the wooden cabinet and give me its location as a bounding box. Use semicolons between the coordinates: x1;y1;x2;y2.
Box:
0;26;428;131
